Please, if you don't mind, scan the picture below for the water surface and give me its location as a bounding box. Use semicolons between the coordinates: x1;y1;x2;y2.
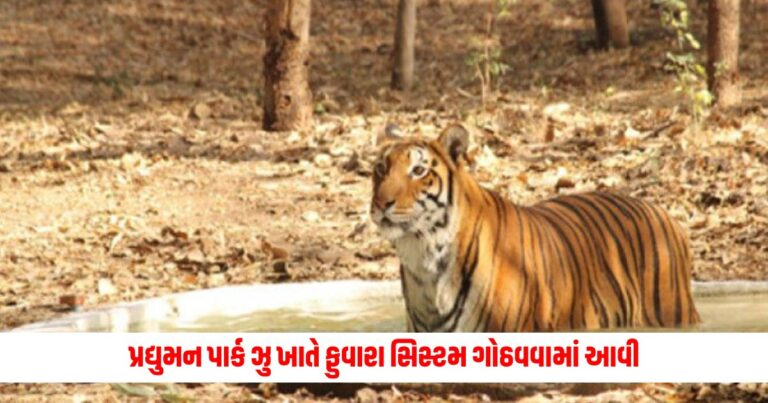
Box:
160;290;768;333
14;280;768;333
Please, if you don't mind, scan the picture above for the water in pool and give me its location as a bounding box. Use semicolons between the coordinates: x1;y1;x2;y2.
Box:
157;292;768;333
16;280;768;333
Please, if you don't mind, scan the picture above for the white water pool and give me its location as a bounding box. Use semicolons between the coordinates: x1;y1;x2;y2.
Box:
12;280;768;332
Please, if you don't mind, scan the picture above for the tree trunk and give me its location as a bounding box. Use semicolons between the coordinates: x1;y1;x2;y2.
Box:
591;0;630;49
263;0;313;131
707;0;741;108
391;0;417;90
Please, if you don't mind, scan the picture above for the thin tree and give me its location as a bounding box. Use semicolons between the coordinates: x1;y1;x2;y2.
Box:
391;0;417;90
263;0;313;131
591;0;630;49
707;0;741;108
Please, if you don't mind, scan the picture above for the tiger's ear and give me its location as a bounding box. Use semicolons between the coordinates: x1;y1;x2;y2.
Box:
375;123;404;146
438;124;470;163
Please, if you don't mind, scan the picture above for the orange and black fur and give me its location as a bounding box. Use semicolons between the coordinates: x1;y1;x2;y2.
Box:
370;124;700;332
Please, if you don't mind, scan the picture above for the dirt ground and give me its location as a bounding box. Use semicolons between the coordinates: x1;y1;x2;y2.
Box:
0;0;766;401
1;383;767;403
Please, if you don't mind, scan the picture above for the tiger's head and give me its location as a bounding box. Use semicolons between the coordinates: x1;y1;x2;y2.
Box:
370;124;470;241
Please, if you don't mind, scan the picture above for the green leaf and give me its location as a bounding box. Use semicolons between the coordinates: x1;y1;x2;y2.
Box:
685;33;700;50
160;392;190;403
696;89;714;104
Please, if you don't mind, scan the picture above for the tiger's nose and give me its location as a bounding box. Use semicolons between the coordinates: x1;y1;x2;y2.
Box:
372;197;395;211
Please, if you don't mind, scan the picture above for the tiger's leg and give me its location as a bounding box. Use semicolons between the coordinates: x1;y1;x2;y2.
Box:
655;206;701;326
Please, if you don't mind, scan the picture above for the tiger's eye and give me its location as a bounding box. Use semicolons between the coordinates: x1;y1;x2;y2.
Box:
411;165;426;177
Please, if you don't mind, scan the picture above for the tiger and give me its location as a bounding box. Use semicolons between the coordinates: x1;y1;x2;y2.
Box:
370;124;700;332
